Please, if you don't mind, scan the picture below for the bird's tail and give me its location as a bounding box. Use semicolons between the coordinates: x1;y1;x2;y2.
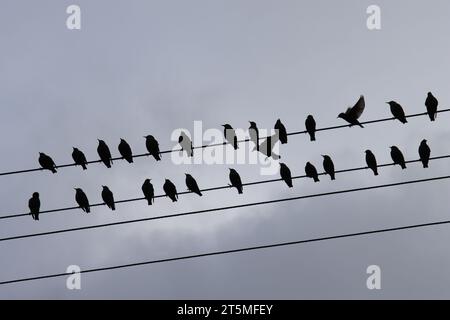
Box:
111;204;116;211
310;133;315;141
331;175;336;181
287;182;293;188
82;164;87;170
401;164;407;169
155;154;162;161
86;207;91;213
314;177;320;182
374;169;378;176
51;168;57;174
198;191;203;196
147;198;153;205
238;188;243;194
423;162;429;168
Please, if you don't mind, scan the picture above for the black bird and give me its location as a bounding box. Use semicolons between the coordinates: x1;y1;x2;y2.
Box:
144;135;161;161
338;95;365;128
390;146;406;169
222;124;238;149
185;174;202;196
365;150;378;176
386;101;407;124
279;163;293;188
322;155;335;180
229;168;243;194
72;147;88;170
425;92;438;121
274;119;287;144
249;121;259;151
118;139;133;163
28;192;40;221
418;139;431;168
38;153;57;173
142;179;154;205
97;140;113;168
101;186;115;211
305;162;320;182
305;115;316;141
163;179;178;202
75;188;90;213
178;132;193;157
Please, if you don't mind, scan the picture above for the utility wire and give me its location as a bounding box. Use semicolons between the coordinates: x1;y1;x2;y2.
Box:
0;109;448;177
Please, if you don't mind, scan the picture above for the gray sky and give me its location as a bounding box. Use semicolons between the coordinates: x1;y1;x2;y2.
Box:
1;0;450;299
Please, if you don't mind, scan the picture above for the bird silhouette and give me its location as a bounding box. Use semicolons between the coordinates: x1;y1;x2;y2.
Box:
222;124;238;150
101;186;115;211
305;162;319;182
97;140;113;168
365;150;378;176
279;163;293;188
28;192;40;221
185;174;202;196
386;101;407;124
38;153;57;173
118;139;133;163
75;188;90;213
144;135;161;161
249;121;259;151
229;168;243;194
305;115;316;141
274;119;287;144
390;146;406;169
322;155;335;180
163;179;178;202
179;132;193;157
142;179;154;205
256;134;281;160
338;95;365;128
419;139;431;168
72;147;88;170
425;92;438;121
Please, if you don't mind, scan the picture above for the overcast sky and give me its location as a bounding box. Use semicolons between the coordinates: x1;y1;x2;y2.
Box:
1;0;450;299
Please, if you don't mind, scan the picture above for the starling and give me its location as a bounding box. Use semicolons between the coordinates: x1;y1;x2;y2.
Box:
38;153;57;173
257;134;280;160
305;162;319;182
142;179;154;205
97;140;113;168
75;188;90;213
72;147;88;170
279;163;293;188
365;150;378;176
338;95;365;128
185;174;202;196
249;121;259;151
418;139;431;168
144;135;161;161
390;146;407;169
229;168;243;194
179;132;193;157
28;192;40;221
163;179;178;202
425;92;438;121
101;186;115;211
386;101;407;124
322;155;335;180
305;115;316;141
274;119;287;144
118;139;133;163
222;124;238;150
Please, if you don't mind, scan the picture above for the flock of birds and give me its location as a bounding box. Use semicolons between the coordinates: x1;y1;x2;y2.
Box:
27;92;440;221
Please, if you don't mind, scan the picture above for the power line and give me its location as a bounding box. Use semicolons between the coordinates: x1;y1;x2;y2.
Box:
1;173;450;243
0;109;448;177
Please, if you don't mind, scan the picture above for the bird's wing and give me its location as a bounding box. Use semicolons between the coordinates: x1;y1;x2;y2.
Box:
349;96;365;119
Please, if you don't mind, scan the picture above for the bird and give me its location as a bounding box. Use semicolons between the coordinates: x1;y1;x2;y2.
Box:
144;135;161;161
118;139;133;163
386;101;407;124
101;186;115;211
72;147;88;170
179;132;193;157
97;140;113;168
322;155;335;180
142;179;154;205
229;168;243;194
28;192;40;221
249;121;259;151
418;139;431;168
274;119;287;144
425;92;438;121
305;115;316;141
305;162;320;182
185;174;202;196
365;150;378;176
338;95;365;128
75;188;90;213
256;134;280;160
390;146;407;169
222;124;238;149
279;163;293;188
38;153;57;173
163;179;178;202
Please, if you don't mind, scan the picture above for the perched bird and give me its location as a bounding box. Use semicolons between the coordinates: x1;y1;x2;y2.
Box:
365;150;378;176
144;135;161;161
425;92;438;121
274;119;287;144
185;174;202;196
390;146;407;169
249;121;259;151
75;188;90;213
257;134;280;160
28;192;40;221
179;132;193;157
118;139;133;163
386;101;407;124
305;162;320;182
222;124;238;150
97;140;113;168
279;163;293;188
163;179;178;202
141;179;154;205
322;155;335;180
305;115;316;141
418;139;431;168
101;186;115;211
338;95;365;128
229;168;243;194
38;153;57;173
72;147;88;170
